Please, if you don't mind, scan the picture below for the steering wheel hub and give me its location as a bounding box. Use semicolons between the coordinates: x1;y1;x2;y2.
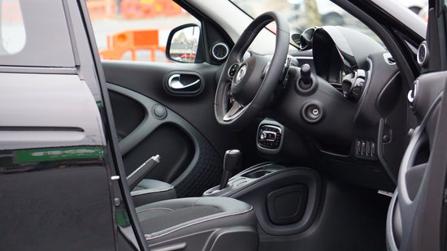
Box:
231;56;270;105
234;64;247;85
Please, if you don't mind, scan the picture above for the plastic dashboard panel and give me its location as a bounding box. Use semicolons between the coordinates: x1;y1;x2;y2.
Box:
107;83;221;197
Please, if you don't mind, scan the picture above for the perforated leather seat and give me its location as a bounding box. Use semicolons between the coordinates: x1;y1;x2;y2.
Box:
136;197;258;251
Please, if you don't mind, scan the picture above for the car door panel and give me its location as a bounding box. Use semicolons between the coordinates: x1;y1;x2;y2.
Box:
0;68;115;251
0;0;151;249
103;61;241;196
107;82;222;196
103;61;236;153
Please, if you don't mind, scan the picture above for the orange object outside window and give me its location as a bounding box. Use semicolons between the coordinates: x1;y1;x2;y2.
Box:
100;29;166;61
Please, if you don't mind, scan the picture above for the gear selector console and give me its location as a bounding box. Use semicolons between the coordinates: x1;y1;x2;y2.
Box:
203;163;282;197
203;163;321;236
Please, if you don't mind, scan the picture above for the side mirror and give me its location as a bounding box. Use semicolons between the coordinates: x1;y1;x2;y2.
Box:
166;23;201;63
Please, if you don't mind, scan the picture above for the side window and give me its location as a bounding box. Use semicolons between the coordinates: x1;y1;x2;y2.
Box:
88;0;200;63
1;0;26;55
0;0;75;67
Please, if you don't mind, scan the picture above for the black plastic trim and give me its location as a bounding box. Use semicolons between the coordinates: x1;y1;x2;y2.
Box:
107;83;222;197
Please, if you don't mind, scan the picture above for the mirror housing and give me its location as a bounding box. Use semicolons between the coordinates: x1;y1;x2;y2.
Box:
166;23;201;63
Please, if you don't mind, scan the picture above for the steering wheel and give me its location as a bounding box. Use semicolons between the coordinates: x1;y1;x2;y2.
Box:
214;12;289;129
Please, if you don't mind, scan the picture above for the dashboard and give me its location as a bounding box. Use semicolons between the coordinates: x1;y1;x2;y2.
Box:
268;26;406;190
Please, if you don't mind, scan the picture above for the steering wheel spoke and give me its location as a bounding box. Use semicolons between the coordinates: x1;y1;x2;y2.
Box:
223;100;245;121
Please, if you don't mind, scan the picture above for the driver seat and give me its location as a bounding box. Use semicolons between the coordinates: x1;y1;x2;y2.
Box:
135;197;258;251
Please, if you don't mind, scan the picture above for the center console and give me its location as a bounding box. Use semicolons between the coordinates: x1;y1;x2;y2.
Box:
204;163;283;197
203;162;321;235
203;118;321;235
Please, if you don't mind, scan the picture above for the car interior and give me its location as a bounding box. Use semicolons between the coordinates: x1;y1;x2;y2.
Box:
94;0;441;251
2;0;447;250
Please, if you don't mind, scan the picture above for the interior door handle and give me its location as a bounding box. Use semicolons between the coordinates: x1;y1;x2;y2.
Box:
168;74;200;90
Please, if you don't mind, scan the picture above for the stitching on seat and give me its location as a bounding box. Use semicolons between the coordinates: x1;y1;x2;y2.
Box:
144;206;254;240
136;207;175;214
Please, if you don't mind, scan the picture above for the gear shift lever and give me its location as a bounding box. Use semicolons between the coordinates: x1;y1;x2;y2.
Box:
219;149;242;189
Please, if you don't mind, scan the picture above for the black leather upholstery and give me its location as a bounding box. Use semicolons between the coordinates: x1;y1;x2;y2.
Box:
131;179;176;207
136;197;258;250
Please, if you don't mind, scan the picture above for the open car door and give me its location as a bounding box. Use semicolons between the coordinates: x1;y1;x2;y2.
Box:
0;1;147;250
386;0;447;250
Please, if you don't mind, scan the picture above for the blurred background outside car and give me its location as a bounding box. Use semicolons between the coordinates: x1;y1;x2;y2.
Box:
84;0;428;62
0;0;428;62
87;0;197;62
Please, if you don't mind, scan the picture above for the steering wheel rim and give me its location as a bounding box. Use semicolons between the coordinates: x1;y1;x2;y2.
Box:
214;11;289;129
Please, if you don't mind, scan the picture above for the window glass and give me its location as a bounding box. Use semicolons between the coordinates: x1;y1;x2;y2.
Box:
0;0;26;55
88;0;199;62
0;0;75;67
396;0;428;22
230;0;428;44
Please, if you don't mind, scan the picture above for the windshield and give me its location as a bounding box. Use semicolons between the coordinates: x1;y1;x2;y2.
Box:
230;0;428;41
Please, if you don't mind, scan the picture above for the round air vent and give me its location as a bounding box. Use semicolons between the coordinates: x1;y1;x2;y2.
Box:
211;42;229;61
417;41;429;67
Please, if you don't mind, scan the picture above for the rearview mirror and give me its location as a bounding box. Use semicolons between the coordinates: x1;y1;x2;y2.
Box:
166;24;200;63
